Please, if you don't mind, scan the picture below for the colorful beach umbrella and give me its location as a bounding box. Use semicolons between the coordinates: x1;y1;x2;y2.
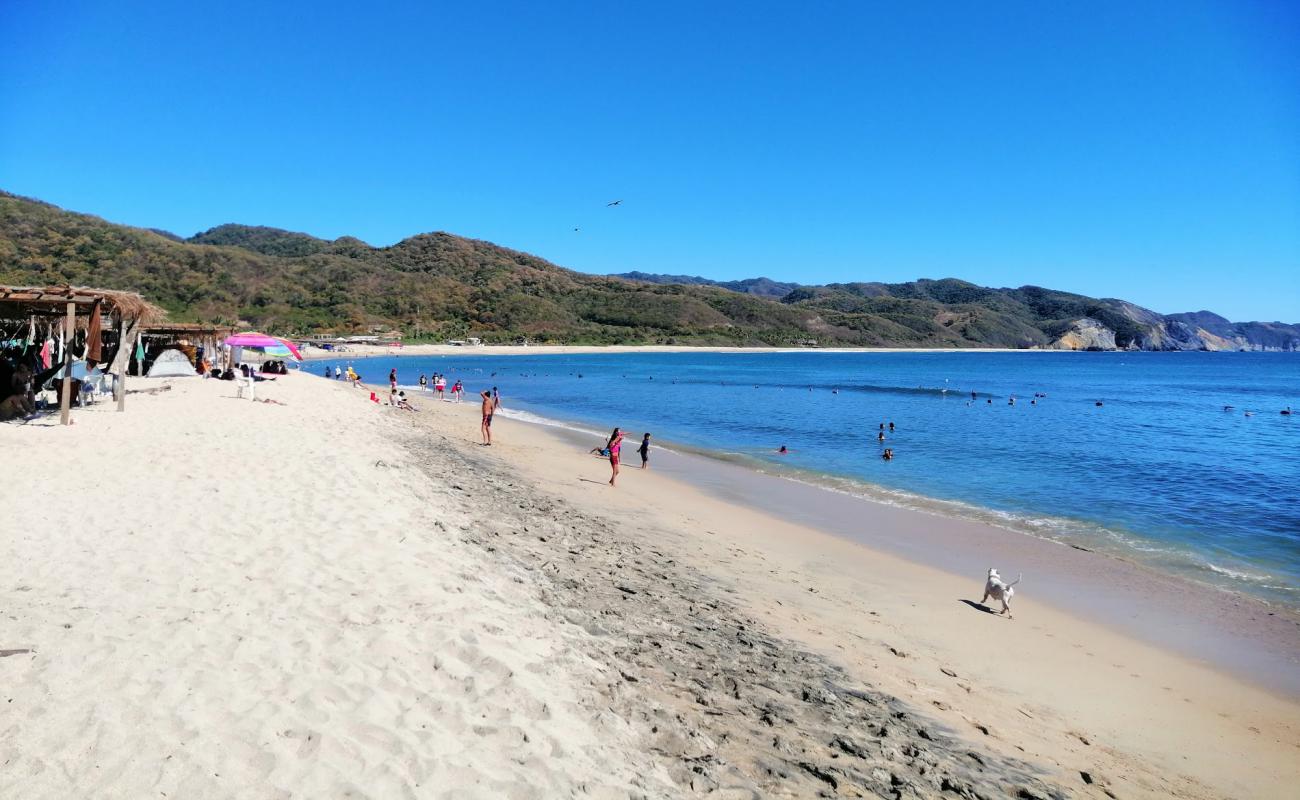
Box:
224;332;303;361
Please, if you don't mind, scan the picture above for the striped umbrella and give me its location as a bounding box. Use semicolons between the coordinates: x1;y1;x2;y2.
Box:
224;332;304;361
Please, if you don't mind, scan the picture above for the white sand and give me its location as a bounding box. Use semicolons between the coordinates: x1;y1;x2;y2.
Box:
0;376;671;798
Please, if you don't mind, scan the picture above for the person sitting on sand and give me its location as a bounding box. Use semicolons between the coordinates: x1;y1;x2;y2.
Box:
589;445;612;457
0;362;38;421
480;390;494;445
606;427;624;487
396;391;417;411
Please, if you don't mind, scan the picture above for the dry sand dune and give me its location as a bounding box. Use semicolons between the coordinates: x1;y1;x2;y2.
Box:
2;372;1297;798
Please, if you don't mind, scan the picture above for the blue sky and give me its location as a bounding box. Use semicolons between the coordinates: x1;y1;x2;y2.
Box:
1;1;1296;321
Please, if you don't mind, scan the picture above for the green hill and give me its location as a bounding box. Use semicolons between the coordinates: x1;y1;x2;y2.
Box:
1;191;1295;350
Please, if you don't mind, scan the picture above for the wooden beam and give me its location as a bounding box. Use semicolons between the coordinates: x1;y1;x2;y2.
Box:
59;301;75;426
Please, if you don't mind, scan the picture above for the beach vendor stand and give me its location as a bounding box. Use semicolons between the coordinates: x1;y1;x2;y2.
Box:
0;285;165;424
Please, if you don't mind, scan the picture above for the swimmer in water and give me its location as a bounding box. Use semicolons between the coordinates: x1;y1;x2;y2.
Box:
877;431;886;442
888;421;895;432
777;445;789;454
882;448;894;461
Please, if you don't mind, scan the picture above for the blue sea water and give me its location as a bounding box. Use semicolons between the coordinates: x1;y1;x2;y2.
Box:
334;351;1300;606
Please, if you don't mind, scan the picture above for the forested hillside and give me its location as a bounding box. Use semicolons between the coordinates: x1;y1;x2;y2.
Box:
1;191;1295;349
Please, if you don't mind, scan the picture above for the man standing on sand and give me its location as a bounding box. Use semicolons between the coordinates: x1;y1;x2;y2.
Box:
480;390;494;445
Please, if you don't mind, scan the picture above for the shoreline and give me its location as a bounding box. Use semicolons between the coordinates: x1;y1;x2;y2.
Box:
328;350;1298;636
494;403;1300;697
488;403;1300;697
502;404;1299;612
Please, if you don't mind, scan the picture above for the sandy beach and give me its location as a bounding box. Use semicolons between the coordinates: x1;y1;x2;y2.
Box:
3;372;1297;799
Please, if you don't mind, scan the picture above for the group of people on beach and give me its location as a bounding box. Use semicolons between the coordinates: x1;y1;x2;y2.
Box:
324;364;363;386
416;373;463;401
591;429;651;486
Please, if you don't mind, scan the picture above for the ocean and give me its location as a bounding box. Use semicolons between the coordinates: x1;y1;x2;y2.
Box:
330;350;1300;606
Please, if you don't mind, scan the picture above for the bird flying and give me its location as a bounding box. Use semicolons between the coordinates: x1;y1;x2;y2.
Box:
606;200;622;206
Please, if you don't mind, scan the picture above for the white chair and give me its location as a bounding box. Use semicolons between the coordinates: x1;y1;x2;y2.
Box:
236;374;256;400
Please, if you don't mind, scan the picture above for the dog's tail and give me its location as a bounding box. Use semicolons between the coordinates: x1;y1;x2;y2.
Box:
1006;573;1023;588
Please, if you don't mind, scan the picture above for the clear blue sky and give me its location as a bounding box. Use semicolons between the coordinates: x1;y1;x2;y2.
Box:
2;1;1296;321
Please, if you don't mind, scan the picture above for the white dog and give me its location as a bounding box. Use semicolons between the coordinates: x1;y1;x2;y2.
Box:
981;568;1022;618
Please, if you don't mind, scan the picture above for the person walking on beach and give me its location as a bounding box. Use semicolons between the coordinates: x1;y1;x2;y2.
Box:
324;366;332;379
492;386;501;409
480;390;494;445
419;373;427;392
389;368;398;391
639;433;651;469
606;427;624;486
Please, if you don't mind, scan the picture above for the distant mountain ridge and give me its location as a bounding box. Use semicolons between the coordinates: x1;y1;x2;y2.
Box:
612;271;1299;351
1;190;1295;350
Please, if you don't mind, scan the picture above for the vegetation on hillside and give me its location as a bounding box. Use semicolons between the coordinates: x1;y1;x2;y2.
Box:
2;191;1295;349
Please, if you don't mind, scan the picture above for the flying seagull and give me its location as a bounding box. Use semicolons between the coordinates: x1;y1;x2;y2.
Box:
606;200;622;206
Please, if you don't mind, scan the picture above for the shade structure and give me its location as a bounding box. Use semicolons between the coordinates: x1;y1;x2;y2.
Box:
224;332;303;361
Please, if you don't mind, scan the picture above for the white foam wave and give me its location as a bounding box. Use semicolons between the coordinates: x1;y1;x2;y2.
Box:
496;408;607;439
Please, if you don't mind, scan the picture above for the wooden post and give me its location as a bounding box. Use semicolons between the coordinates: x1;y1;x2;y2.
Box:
59;300;75;426
115;316;128;411
107;315;139;411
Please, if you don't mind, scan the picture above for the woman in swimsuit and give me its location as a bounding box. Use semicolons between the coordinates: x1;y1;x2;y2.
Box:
607;427;624;487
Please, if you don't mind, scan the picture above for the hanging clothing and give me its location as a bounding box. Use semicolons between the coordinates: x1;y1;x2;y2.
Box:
85;301;103;365
40;339;51;369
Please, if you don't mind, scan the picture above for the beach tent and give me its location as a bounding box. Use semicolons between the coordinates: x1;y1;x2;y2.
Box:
146;348;197;378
